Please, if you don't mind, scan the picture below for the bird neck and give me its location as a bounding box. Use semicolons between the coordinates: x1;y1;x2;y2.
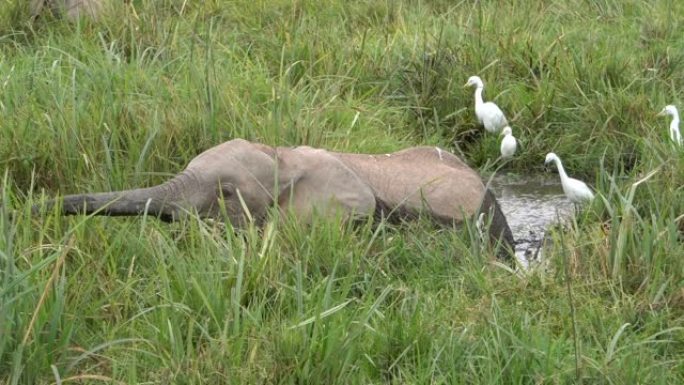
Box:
670;116;681;142
554;158;569;183
672;126;682;144
474;86;484;108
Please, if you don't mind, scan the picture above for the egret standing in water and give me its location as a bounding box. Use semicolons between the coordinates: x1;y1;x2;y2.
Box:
657;105;682;147
544;153;594;204
464;75;508;133
500;126;517;159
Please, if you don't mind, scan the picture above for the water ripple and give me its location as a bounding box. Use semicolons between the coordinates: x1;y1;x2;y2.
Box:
489;174;575;264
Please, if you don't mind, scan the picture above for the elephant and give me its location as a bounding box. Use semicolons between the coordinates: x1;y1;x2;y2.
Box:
30;0;103;21
31;139;515;257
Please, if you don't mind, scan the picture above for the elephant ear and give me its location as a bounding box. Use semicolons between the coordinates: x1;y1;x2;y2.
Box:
275;147;376;222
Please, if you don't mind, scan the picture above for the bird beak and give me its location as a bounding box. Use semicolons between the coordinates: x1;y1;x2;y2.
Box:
657;109;666;116
463;82;470;88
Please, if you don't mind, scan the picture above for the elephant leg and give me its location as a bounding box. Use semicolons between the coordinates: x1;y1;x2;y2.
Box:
480;189;515;259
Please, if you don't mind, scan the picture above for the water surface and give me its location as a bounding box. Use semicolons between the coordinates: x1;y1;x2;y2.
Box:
488;173;574;264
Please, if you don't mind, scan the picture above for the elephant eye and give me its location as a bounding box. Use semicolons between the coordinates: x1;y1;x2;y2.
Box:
218;183;234;198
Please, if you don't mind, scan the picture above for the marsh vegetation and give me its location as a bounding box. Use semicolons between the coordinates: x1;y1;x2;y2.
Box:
0;0;683;383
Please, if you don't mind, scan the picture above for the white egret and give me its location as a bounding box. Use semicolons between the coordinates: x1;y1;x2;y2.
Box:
464;75;508;133
657;105;682;146
500;126;517;159
544;153;594;204
475;212;487;245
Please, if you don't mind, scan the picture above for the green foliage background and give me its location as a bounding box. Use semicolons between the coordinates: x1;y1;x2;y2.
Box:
0;0;682;383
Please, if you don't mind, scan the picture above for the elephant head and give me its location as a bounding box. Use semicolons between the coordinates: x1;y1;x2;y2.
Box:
30;0;103;21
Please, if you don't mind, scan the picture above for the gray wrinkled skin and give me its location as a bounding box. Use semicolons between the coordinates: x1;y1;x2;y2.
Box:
30;0;103;20
32;139;515;258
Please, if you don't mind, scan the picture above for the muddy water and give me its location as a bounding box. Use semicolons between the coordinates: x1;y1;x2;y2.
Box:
488;173;574;264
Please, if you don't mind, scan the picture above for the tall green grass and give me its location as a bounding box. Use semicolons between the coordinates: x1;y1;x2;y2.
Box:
0;0;682;383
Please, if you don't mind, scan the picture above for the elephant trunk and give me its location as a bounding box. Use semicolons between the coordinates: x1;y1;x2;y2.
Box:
33;177;186;222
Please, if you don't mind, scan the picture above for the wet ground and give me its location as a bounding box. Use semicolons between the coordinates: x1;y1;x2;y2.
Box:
488;173;575;265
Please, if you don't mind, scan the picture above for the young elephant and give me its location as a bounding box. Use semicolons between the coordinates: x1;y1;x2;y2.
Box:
30;0;103;20
32;139;514;256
